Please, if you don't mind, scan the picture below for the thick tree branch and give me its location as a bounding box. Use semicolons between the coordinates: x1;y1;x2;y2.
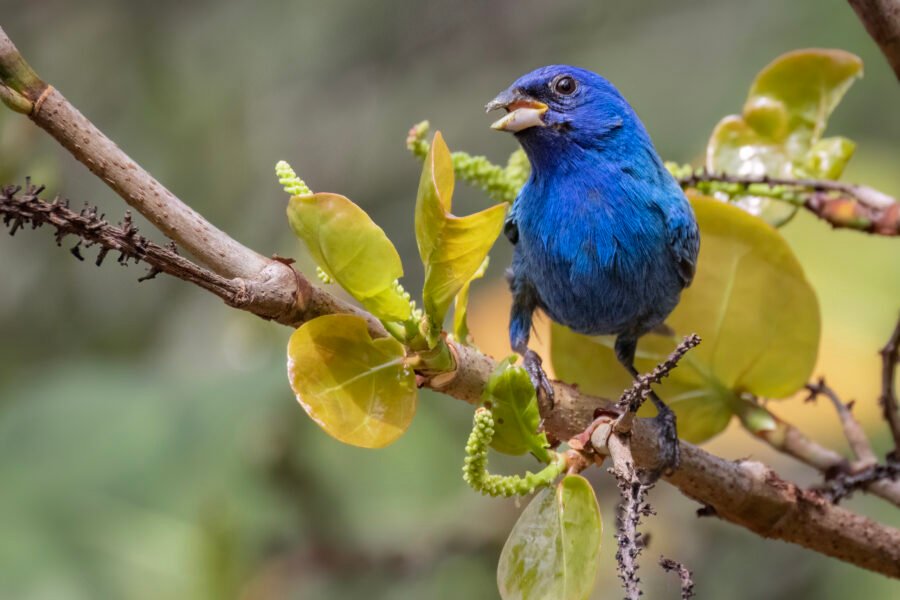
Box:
2;26;900;579
848;0;900;80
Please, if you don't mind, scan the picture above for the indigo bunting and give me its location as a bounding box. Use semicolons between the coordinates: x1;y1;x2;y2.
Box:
486;65;699;473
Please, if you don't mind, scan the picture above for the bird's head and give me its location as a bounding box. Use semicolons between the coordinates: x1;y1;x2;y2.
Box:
486;65;645;169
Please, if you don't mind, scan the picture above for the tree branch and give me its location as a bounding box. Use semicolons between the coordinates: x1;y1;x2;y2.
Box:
2;180;240;297
880;313;900;455
739;393;900;507
806;379;877;467
3;26;900;580
608;433;652;600
0;176;385;339
847;0;900;81
659;557;695;600
679;170;899;236
6;65;268;277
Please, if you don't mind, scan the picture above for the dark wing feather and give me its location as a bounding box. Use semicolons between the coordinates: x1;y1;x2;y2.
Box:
666;203;700;287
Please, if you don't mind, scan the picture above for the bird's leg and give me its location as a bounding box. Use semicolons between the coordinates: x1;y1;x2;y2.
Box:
615;337;680;480
522;348;555;408
508;271;554;407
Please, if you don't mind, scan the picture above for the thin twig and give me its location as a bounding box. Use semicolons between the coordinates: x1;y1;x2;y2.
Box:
601;338;699;598
1;181;259;309
749;406;848;471
679;169;899;236
615;334;701;434
659;556;695;600
818;460;900;504
880;314;900;456
680;170;897;210
0;176;384;338
742;395;900;507
608;434;653;600
806;378;877;467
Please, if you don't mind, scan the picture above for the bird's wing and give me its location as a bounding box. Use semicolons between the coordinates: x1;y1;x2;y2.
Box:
665;202;700;287
504;198;520;245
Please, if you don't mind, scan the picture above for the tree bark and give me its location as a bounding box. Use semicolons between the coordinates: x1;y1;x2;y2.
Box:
848;0;900;80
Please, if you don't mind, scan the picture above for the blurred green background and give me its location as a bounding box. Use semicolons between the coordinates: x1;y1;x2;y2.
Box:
1;1;899;598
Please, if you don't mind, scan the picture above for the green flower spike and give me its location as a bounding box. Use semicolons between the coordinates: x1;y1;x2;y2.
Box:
406;121;530;204
275;160;312;197
463;407;566;497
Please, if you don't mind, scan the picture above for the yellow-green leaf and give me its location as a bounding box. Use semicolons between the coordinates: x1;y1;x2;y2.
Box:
803;137;856;180
287;314;417;448
287;192;411;322
550;325;735;444
453;256;489;343
497;475;601;600
551;196;820;444
746;49;863;136
483;357;551;463
415;132;507;345
707;49;863;223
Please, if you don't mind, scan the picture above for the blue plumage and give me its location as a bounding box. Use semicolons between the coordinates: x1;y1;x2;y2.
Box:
487;65;699;472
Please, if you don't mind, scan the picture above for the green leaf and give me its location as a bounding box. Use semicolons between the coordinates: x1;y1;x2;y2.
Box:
287;314;417;448
483;357;551;463
497;475;601;600
803;137;856;180
707;49;863;223
452;256;489;344
287;192;411;322
551;196;820;443
415;132;507;345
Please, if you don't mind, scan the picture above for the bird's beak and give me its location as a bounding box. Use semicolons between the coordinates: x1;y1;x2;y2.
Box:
485;89;548;132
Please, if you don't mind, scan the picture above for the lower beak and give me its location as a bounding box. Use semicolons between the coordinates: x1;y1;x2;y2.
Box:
485;93;548;132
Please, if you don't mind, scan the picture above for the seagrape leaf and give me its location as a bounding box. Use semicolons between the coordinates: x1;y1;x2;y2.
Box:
415;132;507;345
483;357;551;463
498;475;601;600
551;196;820;444
453;256;489;344
287;192;411;322
707;49;862;224
287;314;417;448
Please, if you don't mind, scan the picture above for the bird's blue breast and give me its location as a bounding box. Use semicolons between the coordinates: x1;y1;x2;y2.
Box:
511;162;685;337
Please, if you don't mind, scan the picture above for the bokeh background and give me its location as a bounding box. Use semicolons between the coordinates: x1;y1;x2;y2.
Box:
1;1;899;598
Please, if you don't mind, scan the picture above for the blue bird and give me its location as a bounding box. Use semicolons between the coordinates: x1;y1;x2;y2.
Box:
486;65;700;474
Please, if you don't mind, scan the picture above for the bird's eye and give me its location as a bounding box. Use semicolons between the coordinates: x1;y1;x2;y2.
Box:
552;75;577;96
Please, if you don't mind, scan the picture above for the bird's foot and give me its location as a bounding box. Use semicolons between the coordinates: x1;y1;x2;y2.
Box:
641;405;681;485
523;349;554;408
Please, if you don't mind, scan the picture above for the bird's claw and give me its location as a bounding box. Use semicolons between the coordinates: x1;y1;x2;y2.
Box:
640;406;681;484
523;349;555;408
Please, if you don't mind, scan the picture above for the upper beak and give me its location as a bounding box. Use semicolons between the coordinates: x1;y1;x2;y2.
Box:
485;89;548;132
